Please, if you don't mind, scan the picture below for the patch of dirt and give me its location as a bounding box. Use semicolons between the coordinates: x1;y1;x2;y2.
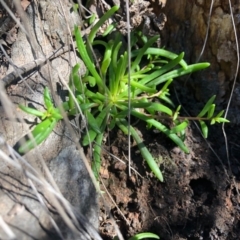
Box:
99;102;240;240
96;65;240;239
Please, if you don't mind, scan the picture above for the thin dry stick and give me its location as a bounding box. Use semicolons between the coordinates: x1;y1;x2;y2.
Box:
27;179;64;239
57;0;78;66
8;146;82;235
184;0;214;86
222;0;240;170
125;0;132;178
0;143;80;238
13;0;43;58
196;0;214;63
221;0;240;201
0;216;16;239
0;44;72;87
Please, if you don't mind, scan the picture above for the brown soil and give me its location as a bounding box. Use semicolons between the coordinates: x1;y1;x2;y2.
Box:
98;88;240;240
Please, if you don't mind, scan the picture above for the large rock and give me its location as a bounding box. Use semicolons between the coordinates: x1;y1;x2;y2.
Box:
0;1;100;239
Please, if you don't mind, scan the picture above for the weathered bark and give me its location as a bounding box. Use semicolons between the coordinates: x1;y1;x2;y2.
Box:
162;0;239;110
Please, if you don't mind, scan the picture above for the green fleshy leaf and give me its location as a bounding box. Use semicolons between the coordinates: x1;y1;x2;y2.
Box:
18;119;58;154
199;120;208;138
197;96;216;117
128;232;160;240
19;105;44;118
86;110;101;134
170;120;188;134
43;87;54;109
207;104;215;119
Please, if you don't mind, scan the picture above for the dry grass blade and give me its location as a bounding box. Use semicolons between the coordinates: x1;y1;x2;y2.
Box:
0;215;16;239
222;0;240;167
125;0;132;179
221;0;240;199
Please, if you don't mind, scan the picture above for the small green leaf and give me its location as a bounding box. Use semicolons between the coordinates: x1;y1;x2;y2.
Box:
88;5;119;43
101;57;112;77
19;105;44;118
173;105;181;121
137;53;185;88
197;96;216;117
199;120;208;138
147;63;210;88
159;94;175;107
89;13;96;25
71;63;80;75
82;106;110;146
109;118;116;130
170;120;188;134
43;87;54;109
130;80;156;94
112;39;122;71
86;110;101;134
18;118;58;154
102;23;116;36
113;52;128;95
212;117;230;124
207;104;215;119
132;47;188;69
210;119;215;125
131;35;160;72
51;110;63;120
128;232;160;240
72;3;79;12
160;79;173;94
79;103;98;111
71;63;84;93
82;129;98;146
119;101;152;109
74;26;104;91
100;40;113;76
146;103;173;116
214;110;224;118
84;76;96;87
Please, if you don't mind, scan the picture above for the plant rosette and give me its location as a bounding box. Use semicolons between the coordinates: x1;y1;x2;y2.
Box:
18;6;229;182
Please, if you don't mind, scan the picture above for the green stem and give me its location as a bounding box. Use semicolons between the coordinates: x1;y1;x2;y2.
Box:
131;110;189;153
